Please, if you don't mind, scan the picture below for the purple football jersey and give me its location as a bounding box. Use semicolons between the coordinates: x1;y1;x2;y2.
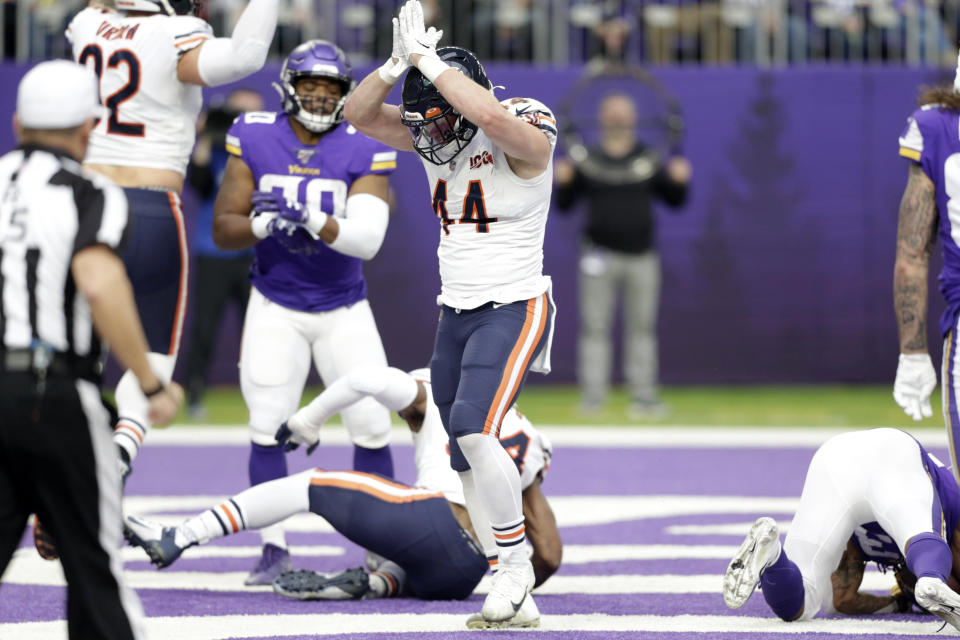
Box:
899;106;960;337
226;112;396;311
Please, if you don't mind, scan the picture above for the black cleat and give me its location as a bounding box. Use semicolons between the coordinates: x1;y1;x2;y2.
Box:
273;567;370;600
124;515;188;568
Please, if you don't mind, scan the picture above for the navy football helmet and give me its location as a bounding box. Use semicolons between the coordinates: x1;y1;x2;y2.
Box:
401;47;492;165
115;0;200;16
274;40;355;134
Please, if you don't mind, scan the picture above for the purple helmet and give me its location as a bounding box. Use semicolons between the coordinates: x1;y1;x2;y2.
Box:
274;40;355;134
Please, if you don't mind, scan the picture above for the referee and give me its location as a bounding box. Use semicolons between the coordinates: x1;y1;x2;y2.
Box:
0;61;183;639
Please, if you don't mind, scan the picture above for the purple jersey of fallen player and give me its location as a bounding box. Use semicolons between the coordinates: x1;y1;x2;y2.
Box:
899;106;960;337
225;111;396;311
850;440;960;568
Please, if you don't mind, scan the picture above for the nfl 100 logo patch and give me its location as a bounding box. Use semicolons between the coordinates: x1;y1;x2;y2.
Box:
296;149;316;165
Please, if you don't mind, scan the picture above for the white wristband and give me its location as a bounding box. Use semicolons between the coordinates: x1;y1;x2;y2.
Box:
378;59;402;85
416;55;452;84
250;213;272;239
304;207;329;235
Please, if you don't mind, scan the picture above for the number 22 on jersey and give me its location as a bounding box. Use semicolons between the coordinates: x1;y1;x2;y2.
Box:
432;179;498;235
78;44;143;137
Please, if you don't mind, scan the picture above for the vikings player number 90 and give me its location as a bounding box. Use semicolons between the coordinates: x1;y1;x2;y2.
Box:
256;175;349;219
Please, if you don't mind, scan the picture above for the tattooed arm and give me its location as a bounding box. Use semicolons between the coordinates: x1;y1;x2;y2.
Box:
831;541;900;615
894;164;938;353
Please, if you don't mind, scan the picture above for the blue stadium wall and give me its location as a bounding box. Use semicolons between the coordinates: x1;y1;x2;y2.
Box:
0;62;946;384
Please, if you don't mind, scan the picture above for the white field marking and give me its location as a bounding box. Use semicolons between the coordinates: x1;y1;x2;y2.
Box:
142;425;949;448
549;496;798;526
122;495;800;529
667;521;794;536
121;511;336;533
0;555;898;593
561;544;741;562
12;544;345;564
0;612;949;640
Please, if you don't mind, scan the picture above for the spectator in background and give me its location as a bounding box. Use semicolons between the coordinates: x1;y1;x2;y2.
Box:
556;93;691;419
184;88;264;419
589;1;636;64
275;0;313;56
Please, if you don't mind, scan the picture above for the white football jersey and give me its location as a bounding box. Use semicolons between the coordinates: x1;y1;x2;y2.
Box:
417;97;558;310
408;368;551;505
66;7;212;175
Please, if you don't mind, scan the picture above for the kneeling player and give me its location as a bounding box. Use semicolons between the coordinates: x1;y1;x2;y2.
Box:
724;428;960;629
126;366;560;628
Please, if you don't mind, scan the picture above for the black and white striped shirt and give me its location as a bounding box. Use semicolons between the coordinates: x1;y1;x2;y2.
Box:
0;144;129;358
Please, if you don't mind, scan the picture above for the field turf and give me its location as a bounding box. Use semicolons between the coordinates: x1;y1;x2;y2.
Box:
165;384;936;428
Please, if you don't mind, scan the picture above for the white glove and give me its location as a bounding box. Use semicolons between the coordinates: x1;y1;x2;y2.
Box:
398;0;443;61
377;16;410;85
893;353;937;421
275;412;320;454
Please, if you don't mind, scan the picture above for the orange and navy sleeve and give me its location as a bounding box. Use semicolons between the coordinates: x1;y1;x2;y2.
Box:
167;15;213;58
501;97;558;150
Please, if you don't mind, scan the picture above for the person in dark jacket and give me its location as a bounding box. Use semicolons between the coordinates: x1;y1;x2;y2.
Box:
556;93;691;417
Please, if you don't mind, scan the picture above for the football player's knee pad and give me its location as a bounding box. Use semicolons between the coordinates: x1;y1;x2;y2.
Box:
454;431;493;462
246;388;302;446
243;344;301;388
115;352;176;420
341;396;392;449
249;420;283;447
242;375;305;447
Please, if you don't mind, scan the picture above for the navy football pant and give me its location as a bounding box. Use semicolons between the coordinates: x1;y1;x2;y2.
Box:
120;188;188;355
308;470;487;599
431;293;553;472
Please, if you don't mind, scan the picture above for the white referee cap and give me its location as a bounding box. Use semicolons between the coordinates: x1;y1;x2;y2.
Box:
17;60;108;129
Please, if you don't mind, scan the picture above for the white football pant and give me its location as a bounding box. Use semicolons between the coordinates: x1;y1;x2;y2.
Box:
240;287;391;448
785;428;941;619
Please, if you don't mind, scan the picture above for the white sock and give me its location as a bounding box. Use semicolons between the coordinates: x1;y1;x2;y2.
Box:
259;523;287;549
456;433;526;566
113;353;176;464
368;560;406;597
177;471;312;547
459;470;498;571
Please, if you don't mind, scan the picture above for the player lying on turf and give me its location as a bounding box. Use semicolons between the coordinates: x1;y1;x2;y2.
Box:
125;366;561;629
724;428;960;629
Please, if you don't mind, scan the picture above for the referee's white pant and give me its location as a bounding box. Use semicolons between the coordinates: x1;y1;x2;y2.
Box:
0;372;145;640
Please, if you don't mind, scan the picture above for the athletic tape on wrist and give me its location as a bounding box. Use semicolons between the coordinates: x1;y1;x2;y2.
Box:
417;55;451;84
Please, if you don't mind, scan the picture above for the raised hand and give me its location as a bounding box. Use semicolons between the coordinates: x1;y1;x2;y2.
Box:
398;0;443;61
